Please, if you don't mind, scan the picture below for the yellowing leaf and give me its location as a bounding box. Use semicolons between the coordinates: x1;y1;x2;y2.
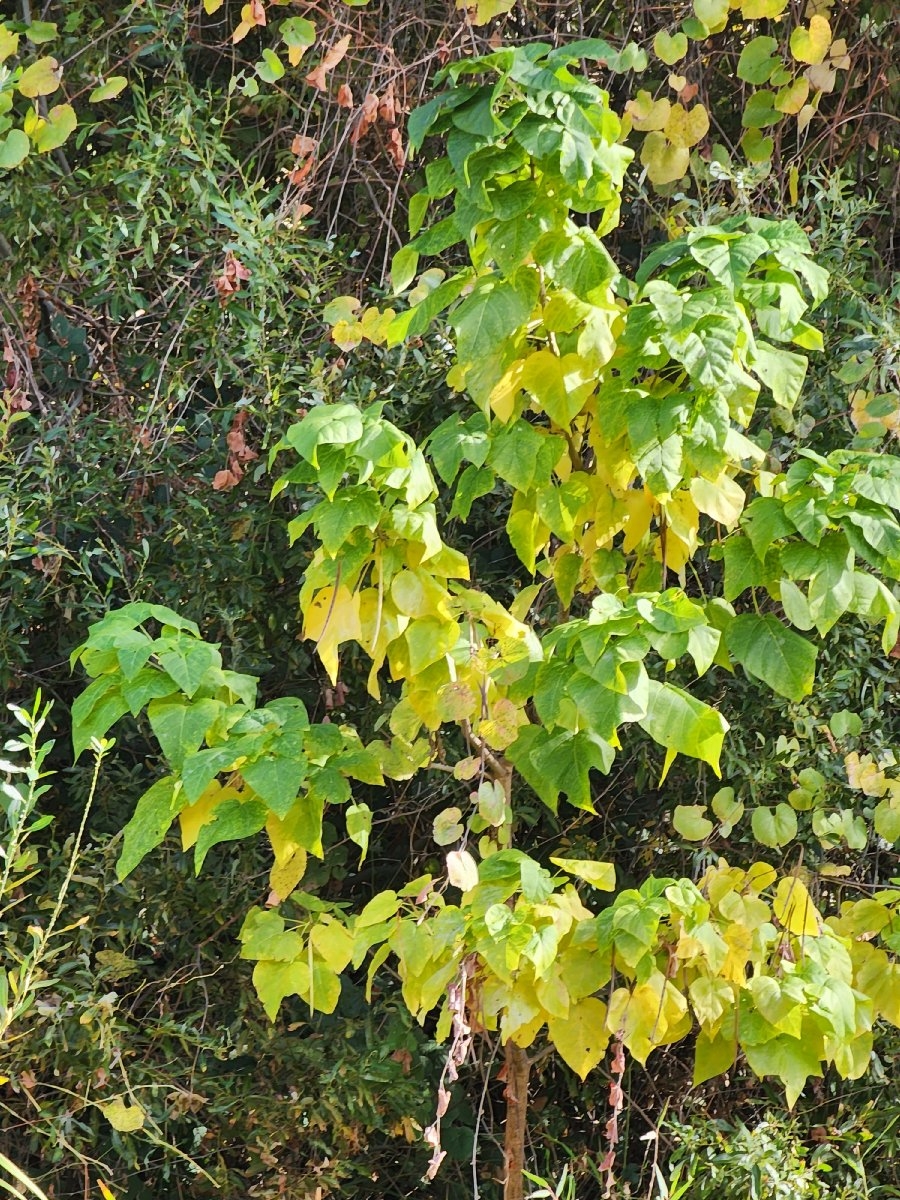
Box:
269;846;307;901
0;27;20;62
740;0;788;15
690;473;745;526
180;781;241;849
693;1027;736;1084
89;77;128;102
790;15;831;65
625;90;670;132
302;585;362;684
17;56;61;97
100;1097;145;1132
773;876;821;936
32;102;75;152
203;0;225;11
673;804;714;841
547;996;608;1079
457;0;516;24
775;77;810;114
98;1181;117;1200
654;30;688;65
549;858;616;890
693;0;729;32
640;131;690;186
664;102;709;149
446;848;478;891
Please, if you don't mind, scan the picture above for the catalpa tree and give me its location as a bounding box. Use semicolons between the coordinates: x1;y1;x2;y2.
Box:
71;41;900;1200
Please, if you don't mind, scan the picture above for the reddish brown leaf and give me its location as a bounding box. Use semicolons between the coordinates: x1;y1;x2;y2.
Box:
350;92;379;145
291;134;317;156
212;469;239;491
214;250;251;306
378;81;397;124
386;127;405;170
289;156;315;186
336;83;354;109
305;34;350;92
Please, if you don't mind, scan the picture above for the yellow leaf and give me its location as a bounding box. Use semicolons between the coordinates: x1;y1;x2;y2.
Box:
773;876;821;936
740;0;788;14
302;585;362;683
550;858;616;890
796;102;817;133
845;751;888;797
775;77;810;114
640;131;690;186
457;0;516;24
269;846;307;901
790;14;831;65
621;488;656;552
180;781;240;849
203;0;224;10
746;860;777;892
100;1097;145;1132
547;996;608;1079
0;27;20;63
17;56;61;98
607;979;670;1064
625;90;670;132
664;102;710;150
788;164;799;205
689;473;745;526
232;18;253;43
98;1182;116;1200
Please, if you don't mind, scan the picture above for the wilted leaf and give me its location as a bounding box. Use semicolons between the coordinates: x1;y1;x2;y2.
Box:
446;848;478;891
305;34;350;91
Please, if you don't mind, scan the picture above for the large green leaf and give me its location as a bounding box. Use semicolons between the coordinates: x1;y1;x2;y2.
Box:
451;273;540;360
194;799;267;872
752;340;808;409
157;638;222;698
147;698;223;771
726;613;816;701
488;421;565;492
507;725;615;812
637;680;727;777
241;751;308;818
72;675;129;759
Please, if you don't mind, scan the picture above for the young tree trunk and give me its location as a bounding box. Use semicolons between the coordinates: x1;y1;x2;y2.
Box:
503;1039;530;1200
